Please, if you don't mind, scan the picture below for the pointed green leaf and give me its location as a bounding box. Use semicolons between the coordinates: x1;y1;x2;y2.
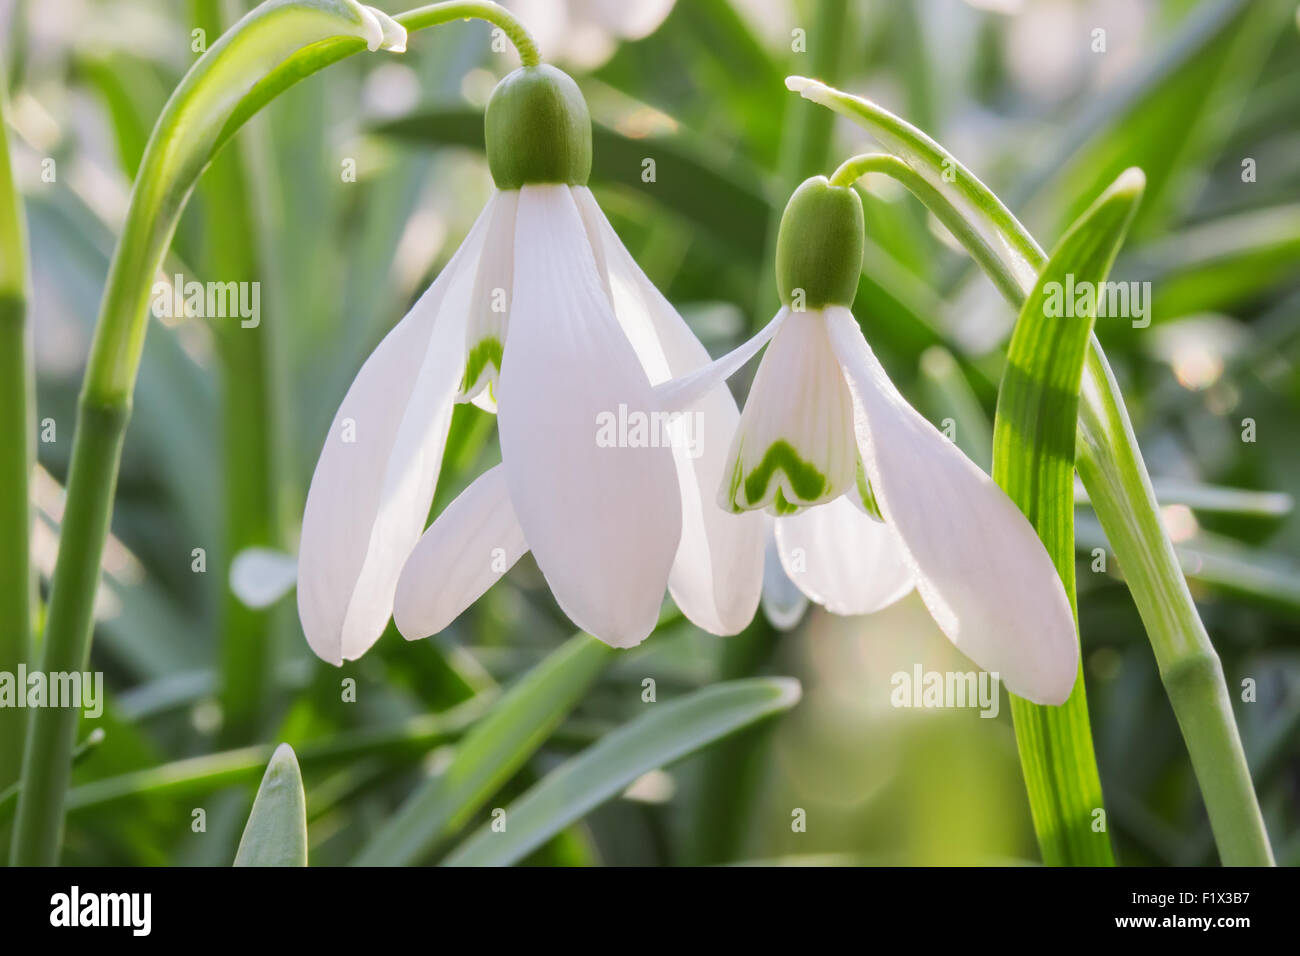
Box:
234;743;307;867
992;169;1146;866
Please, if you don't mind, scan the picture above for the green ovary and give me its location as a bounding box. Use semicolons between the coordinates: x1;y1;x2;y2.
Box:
461;337;504;395
736;439;828;512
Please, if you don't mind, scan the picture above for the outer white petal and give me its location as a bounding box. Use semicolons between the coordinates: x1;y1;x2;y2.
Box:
651;309;784;413
575;187;761;635
297;198;495;664
824;306;1078;705
497;185;681;648
393;465;528;640
720;307;858;515
774;495;914;616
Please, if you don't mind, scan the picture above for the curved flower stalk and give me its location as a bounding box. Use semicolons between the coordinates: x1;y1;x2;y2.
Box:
671;177;1079;707
298;65;764;663
9;0;543;868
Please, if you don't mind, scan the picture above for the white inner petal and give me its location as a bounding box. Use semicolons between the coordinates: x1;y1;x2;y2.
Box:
720;308;858;516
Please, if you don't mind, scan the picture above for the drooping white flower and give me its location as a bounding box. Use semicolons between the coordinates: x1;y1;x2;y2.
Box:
297;65;763;664
673;176;1080;706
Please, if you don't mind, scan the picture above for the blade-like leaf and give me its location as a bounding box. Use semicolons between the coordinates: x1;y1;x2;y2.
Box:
992;169;1145;866
352;633;613;866
233;743;307;867
443;678;802;868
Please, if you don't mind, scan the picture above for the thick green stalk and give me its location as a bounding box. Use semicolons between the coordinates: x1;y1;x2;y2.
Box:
1075;350;1273;865
797;78;1273;865
0;62;34;805
9;0;539;866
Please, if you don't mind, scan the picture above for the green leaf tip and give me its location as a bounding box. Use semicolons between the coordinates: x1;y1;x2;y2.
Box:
234;743;308;867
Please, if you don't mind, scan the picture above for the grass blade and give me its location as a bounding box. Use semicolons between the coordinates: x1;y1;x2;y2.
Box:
443;678;802;867
992;169;1145;865
352;633;613;866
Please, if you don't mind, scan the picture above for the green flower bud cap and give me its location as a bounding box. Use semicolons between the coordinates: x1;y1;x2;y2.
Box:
775;176;864;309
485;65;592;189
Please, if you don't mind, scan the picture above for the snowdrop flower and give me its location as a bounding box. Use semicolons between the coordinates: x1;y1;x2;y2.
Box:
672;176;1079;705
298;65;763;665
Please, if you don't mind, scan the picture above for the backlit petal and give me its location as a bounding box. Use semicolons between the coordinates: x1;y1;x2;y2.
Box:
825;306;1078;705
774;495;914;616
497;185;681;647
297;198;494;664
576;187;761;634
393;464;527;640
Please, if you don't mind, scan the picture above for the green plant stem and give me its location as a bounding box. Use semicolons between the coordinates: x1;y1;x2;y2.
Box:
0;62;34;806
804;79;1272;865
9;0;540;866
1074;351;1273;865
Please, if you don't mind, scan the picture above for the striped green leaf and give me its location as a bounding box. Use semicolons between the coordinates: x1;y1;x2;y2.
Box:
992;169;1145;866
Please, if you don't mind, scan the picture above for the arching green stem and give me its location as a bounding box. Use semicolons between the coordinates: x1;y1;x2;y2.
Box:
830;152;1025;305
9;0;539;866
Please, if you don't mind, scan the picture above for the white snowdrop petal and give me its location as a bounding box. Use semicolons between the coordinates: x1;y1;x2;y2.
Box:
393;465;528;640
651;309;784;413
575;187;762;634
824;306;1078;705
774;495;914;616
458;190;519;412
297;197;495;665
720;308;858;516
497;185;681;648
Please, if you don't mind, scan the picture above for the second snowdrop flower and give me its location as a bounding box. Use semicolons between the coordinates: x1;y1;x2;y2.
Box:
298;65;763;665
681;176;1079;706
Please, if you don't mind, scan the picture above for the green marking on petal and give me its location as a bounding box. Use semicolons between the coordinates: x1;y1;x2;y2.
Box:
742;439;827;507
460;336;504;395
855;459;884;522
772;488;800;515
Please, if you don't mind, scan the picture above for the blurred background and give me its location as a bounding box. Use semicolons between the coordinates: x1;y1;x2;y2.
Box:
2;0;1298;865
